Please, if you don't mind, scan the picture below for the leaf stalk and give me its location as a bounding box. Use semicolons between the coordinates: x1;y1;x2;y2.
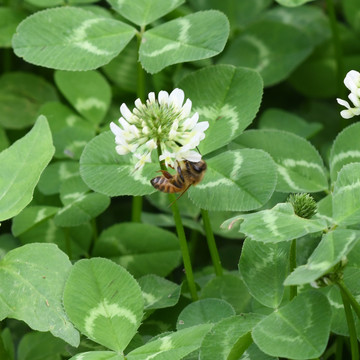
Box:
339;285;359;360
201;208;223;276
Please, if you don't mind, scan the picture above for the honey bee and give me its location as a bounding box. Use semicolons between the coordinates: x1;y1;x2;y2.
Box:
151;160;207;201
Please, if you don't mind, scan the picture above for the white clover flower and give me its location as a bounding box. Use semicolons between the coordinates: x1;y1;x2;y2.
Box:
344;70;360;96
337;70;360;119
110;88;209;170
159;149;175;168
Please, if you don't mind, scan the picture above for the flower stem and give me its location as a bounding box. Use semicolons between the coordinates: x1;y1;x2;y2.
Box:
130;27;146;223
201;209;223;276
189;229;200;260
340;286;359;360
136;27;146;103
63;228;72;259
337;280;360;321
170;194;198;301
335;337;344;360
131;196;143;222
136;56;145;103
89;218;98;255
289;238;297;300
157;148;198;301
2;49;11;73
0;334;11;360
326;0;345;98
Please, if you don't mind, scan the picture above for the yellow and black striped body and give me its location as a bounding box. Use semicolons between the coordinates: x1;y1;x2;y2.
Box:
151;160;207;194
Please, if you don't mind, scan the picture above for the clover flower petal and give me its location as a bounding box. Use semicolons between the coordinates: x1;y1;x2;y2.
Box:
349;92;360;107
110;122;123;137
134;152;152;170
176;149;202;163
110;88;209;170
148;92;156;104
120;103;134;123
159;150;175;168
344;70;360;96
169;88;184;109
336;96;360;119
115;142;138;155
182;113;199;131
158;91;169;105
340;110;355;119
169;119;179;140
182;99;192;118
337;70;360;119
193;121;209;133
146;139;157;151
134;98;143;110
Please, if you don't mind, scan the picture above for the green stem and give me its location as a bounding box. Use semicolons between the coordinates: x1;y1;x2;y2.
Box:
337;280;360;321
326;0;345;98
322;339;339;360
0;335;10;360
340;286;359;360
131;196;143;222
200;209;223;276
289;239;297;300
188;229;199;261
2;49;11;73
157;148;198;301
335;337;344;360
91;218;98;242
89;218;98;255
64;228;72;259
130;27;147;223
136;27;146;103
170;195;198;301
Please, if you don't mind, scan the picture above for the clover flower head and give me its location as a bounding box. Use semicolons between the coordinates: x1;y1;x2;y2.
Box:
287;193;317;219
110;88;209;170
337;70;360;119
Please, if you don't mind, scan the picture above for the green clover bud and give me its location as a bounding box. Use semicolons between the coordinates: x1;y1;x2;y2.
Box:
287;193;317;219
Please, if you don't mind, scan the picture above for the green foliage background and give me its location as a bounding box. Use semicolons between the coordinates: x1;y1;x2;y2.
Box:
1;0;360;359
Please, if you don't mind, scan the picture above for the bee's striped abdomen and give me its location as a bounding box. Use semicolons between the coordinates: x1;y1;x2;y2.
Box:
150;160;206;197
150;175;184;193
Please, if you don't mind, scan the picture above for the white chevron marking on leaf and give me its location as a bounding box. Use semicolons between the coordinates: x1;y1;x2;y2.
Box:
230;151;243;180
331;150;360;169
142;291;157;306
196;178;233;189
240;34;270;71
69;19;111;56
76;97;107;111
282;159;323;172
277;166;301;190
263;211;281;238
84;299;137;336
178;18;190;43
145;336;173;360
336;180;360;195
34;208;48;223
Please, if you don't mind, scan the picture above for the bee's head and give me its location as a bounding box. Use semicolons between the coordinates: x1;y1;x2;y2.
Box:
191;160;207;173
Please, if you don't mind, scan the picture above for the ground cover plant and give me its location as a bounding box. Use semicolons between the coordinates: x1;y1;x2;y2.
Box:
1;0;360;359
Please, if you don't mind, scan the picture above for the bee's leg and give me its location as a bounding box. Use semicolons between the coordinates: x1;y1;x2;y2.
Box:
168;184;191;207
176;162;185;182
157;170;173;179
